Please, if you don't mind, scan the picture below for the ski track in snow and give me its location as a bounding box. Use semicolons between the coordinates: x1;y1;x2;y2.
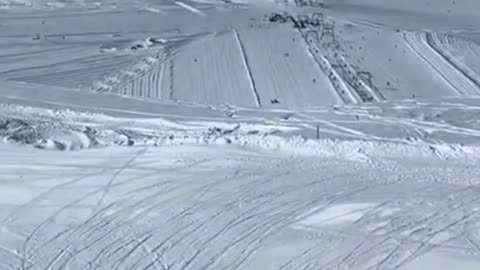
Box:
403;32;476;96
1;143;480;270
426;33;480;92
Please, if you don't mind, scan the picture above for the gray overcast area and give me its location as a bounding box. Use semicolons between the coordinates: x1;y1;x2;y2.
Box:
1;0;480;269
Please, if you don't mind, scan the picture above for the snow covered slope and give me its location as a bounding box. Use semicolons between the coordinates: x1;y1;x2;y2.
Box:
2;138;480;270
236;25;338;108
2;0;480;269
323;0;480;16
170;31;257;107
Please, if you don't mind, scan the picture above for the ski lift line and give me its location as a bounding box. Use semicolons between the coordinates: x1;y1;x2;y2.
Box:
315;53;352;104
295;25;357;104
300;35;347;104
293;12;382;102
336;54;385;102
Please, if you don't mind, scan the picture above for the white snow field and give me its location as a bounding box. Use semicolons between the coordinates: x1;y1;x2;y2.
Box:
2;0;480;270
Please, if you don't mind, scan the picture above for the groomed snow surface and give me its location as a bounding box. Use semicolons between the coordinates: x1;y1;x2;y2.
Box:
2;0;480;269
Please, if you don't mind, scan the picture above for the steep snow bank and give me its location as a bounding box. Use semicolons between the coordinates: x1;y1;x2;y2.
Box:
2;104;480;164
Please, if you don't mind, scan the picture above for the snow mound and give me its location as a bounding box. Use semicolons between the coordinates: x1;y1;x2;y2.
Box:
0;118;92;150
1;104;480;163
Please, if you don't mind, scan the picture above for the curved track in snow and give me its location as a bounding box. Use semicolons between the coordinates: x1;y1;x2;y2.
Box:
426;33;480;92
425;32;480;94
1;143;480;270
403;31;480;96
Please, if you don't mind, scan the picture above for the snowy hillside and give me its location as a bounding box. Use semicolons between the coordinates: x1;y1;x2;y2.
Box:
2;0;480;269
323;0;480;15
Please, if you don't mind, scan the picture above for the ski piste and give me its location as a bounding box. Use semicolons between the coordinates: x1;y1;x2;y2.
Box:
2;0;480;269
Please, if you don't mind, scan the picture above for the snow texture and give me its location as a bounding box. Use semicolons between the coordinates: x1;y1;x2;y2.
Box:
2;0;480;269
